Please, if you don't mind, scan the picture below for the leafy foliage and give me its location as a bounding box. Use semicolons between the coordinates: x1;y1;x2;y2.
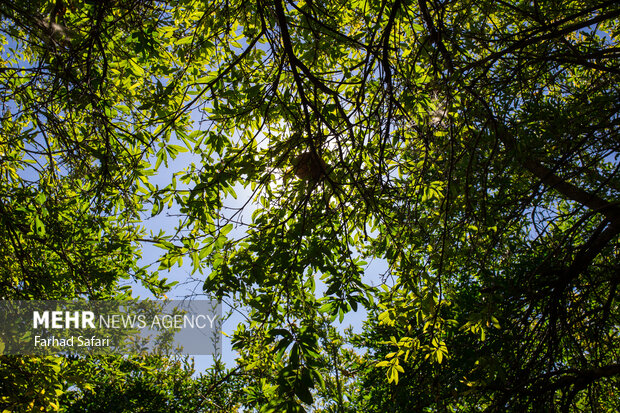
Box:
1;0;619;411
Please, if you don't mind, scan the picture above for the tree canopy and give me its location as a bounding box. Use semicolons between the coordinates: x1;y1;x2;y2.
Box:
1;0;619;411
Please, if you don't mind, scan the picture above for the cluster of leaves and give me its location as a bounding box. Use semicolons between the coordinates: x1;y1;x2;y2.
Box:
1;0;619;411
1;355;246;412
0;1;203;410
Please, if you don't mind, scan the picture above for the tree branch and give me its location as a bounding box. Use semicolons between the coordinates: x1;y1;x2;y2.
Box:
465;2;620;71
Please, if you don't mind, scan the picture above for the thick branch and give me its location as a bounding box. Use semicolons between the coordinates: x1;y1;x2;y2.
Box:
273;0;354;140
418;0;453;71
523;159;619;220
494;122;620;228
538;364;620;393
554;219;620;291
